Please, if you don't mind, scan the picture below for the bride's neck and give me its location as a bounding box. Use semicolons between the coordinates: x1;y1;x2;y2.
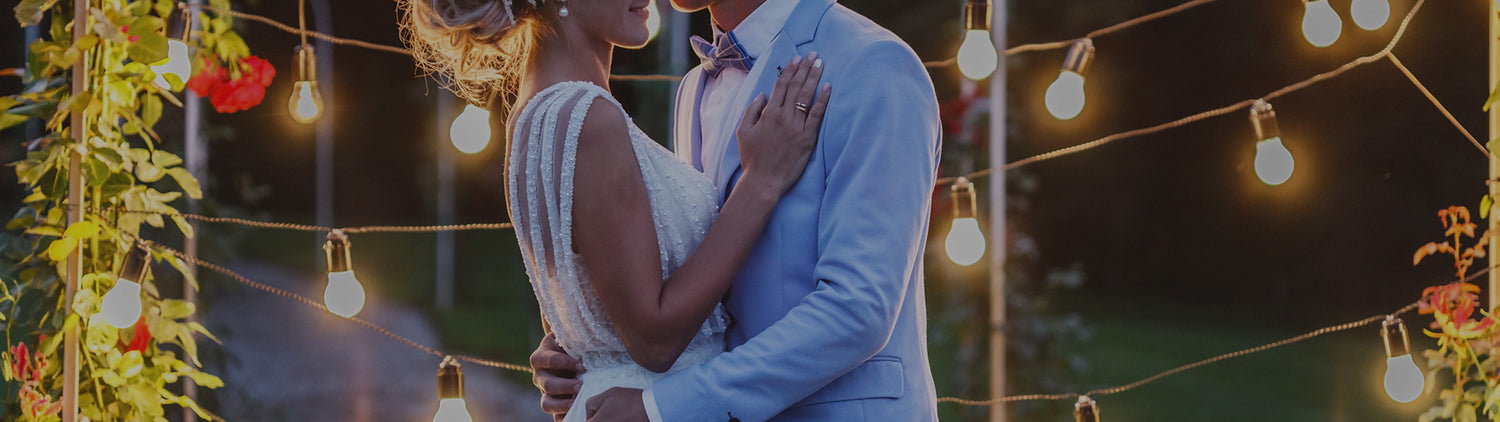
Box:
525;26;613;93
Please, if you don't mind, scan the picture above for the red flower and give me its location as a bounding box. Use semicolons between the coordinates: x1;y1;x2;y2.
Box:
240;55;276;87
190;56;276;113
8;342;29;380
209;77;267;113
122;315;152;353
187;58;224;96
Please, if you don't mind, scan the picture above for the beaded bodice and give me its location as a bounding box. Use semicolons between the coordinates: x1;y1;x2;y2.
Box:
506;82;727;369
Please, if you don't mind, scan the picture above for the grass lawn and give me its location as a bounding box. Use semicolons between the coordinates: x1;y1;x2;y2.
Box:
1049;295;1439;422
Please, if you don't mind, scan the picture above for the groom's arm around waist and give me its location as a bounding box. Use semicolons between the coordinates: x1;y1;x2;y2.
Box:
647;38;941;422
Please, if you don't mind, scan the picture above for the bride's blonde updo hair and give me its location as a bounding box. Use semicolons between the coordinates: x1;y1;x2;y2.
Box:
400;0;557;107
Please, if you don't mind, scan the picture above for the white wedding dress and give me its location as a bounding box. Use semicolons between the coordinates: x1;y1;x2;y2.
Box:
506;81;728;422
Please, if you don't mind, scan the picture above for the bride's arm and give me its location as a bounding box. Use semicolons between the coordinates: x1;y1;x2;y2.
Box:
573;57;827;373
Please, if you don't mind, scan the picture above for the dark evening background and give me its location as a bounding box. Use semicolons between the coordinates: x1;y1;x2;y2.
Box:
2;0;1493;420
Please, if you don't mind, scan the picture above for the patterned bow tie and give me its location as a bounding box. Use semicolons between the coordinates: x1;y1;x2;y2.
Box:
691;32;756;78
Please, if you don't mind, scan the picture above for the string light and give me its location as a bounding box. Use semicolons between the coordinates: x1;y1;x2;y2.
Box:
1302;0;1342;47
1351;0;1390;30
151;9;192;91
945;177;986;266
1249;100;1294;186
432;358;475;422
323;230;366;318
99;241;150;329
1381;316;1424;403
956;0;998;80
288;45;325;124
1045;39;1093;120
1074;395;1101;422
645;0;662;43
449;103;492;154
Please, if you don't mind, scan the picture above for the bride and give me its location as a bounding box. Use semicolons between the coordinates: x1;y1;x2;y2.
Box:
401;0;830;420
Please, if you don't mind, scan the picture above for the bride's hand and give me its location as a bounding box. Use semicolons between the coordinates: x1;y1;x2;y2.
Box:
734;52;831;198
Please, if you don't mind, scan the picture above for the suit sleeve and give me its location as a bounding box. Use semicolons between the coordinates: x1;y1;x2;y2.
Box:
648;40;941;422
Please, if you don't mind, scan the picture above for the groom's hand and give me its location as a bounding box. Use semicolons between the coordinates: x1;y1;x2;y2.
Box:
584;387;647;422
531;333;585;421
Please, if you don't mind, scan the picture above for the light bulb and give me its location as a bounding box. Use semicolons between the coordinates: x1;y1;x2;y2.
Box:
324;230;365;318
1302;0;1342;48
325;270;366;318
1350;0;1389;31
152;40;191;91
1045;39;1094;120
99;279;143;329
945;178;986;266
289;81;324;124
434;358;473;422
449;104;492;155
946;218;986;266
432;398;474;422
1254;137;1295;186
1074;395;1100;422
957;29;998;80
1381;317;1424;403
1384;354;1423;403
645;0;662;43
1249;100;1293;186
1045;71;1086;120
101;242;151;329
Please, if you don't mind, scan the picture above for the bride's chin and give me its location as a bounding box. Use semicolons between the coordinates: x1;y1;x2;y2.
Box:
615;35;651;50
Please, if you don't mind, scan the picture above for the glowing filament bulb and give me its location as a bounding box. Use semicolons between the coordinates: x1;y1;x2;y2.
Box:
433;359;474;422
645;0;662;42
289;81;324;124
1351;0;1389;31
152;40;191;91
945;178;986;266
957;30;999;80
1074;395;1100;422
1302;0;1342;47
449;104;492;155
1382;317;1424;403
1249;100;1294;186
101;242;151;329
956;0;998;80
324;231;366;318
1045;39;1094;120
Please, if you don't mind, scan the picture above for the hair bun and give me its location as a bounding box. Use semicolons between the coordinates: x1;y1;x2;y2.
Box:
401;0;549;106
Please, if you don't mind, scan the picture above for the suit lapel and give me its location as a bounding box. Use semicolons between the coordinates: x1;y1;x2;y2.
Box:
711;34;800;197
674;68;709;172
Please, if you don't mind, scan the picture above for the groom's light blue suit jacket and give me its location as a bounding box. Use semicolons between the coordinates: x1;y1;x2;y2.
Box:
656;0;941;420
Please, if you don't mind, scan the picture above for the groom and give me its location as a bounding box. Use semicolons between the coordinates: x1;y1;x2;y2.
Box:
531;0;942;420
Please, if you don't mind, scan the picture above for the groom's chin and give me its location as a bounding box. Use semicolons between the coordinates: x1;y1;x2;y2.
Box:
668;0;713;13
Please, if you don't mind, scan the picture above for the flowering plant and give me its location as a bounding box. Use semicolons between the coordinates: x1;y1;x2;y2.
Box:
187;55;275;113
1414;206;1500;422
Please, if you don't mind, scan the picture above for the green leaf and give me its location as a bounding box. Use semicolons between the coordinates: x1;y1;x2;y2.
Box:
135;161;164;183
100;171;134;199
151;150;181;168
1487;85;1500;112
166;167;201;199
45;237;77;262
14;0;56;27
100;369;125;386
177;324;199;366
0;113;30;132
185;371;223;389
127;33;169;67
186;321;220;344
159;299;194;319
141;94;163;127
1484;195;1495;220
171;214;195;239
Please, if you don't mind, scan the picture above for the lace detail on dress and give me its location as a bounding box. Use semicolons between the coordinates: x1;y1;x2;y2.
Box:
507;81;727;371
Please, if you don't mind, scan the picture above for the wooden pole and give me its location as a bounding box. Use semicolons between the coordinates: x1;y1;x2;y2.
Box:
988;1;1007;421
1489;0;1498;310
63;0;88;420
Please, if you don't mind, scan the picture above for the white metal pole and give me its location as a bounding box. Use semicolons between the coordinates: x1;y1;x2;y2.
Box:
436;94;455;310
987;1;1007;421
181;1;204;420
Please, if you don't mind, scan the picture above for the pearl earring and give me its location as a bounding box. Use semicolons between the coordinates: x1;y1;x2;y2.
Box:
559;0;569;17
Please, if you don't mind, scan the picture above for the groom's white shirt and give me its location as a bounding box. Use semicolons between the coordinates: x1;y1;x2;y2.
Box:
642;0;798;420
